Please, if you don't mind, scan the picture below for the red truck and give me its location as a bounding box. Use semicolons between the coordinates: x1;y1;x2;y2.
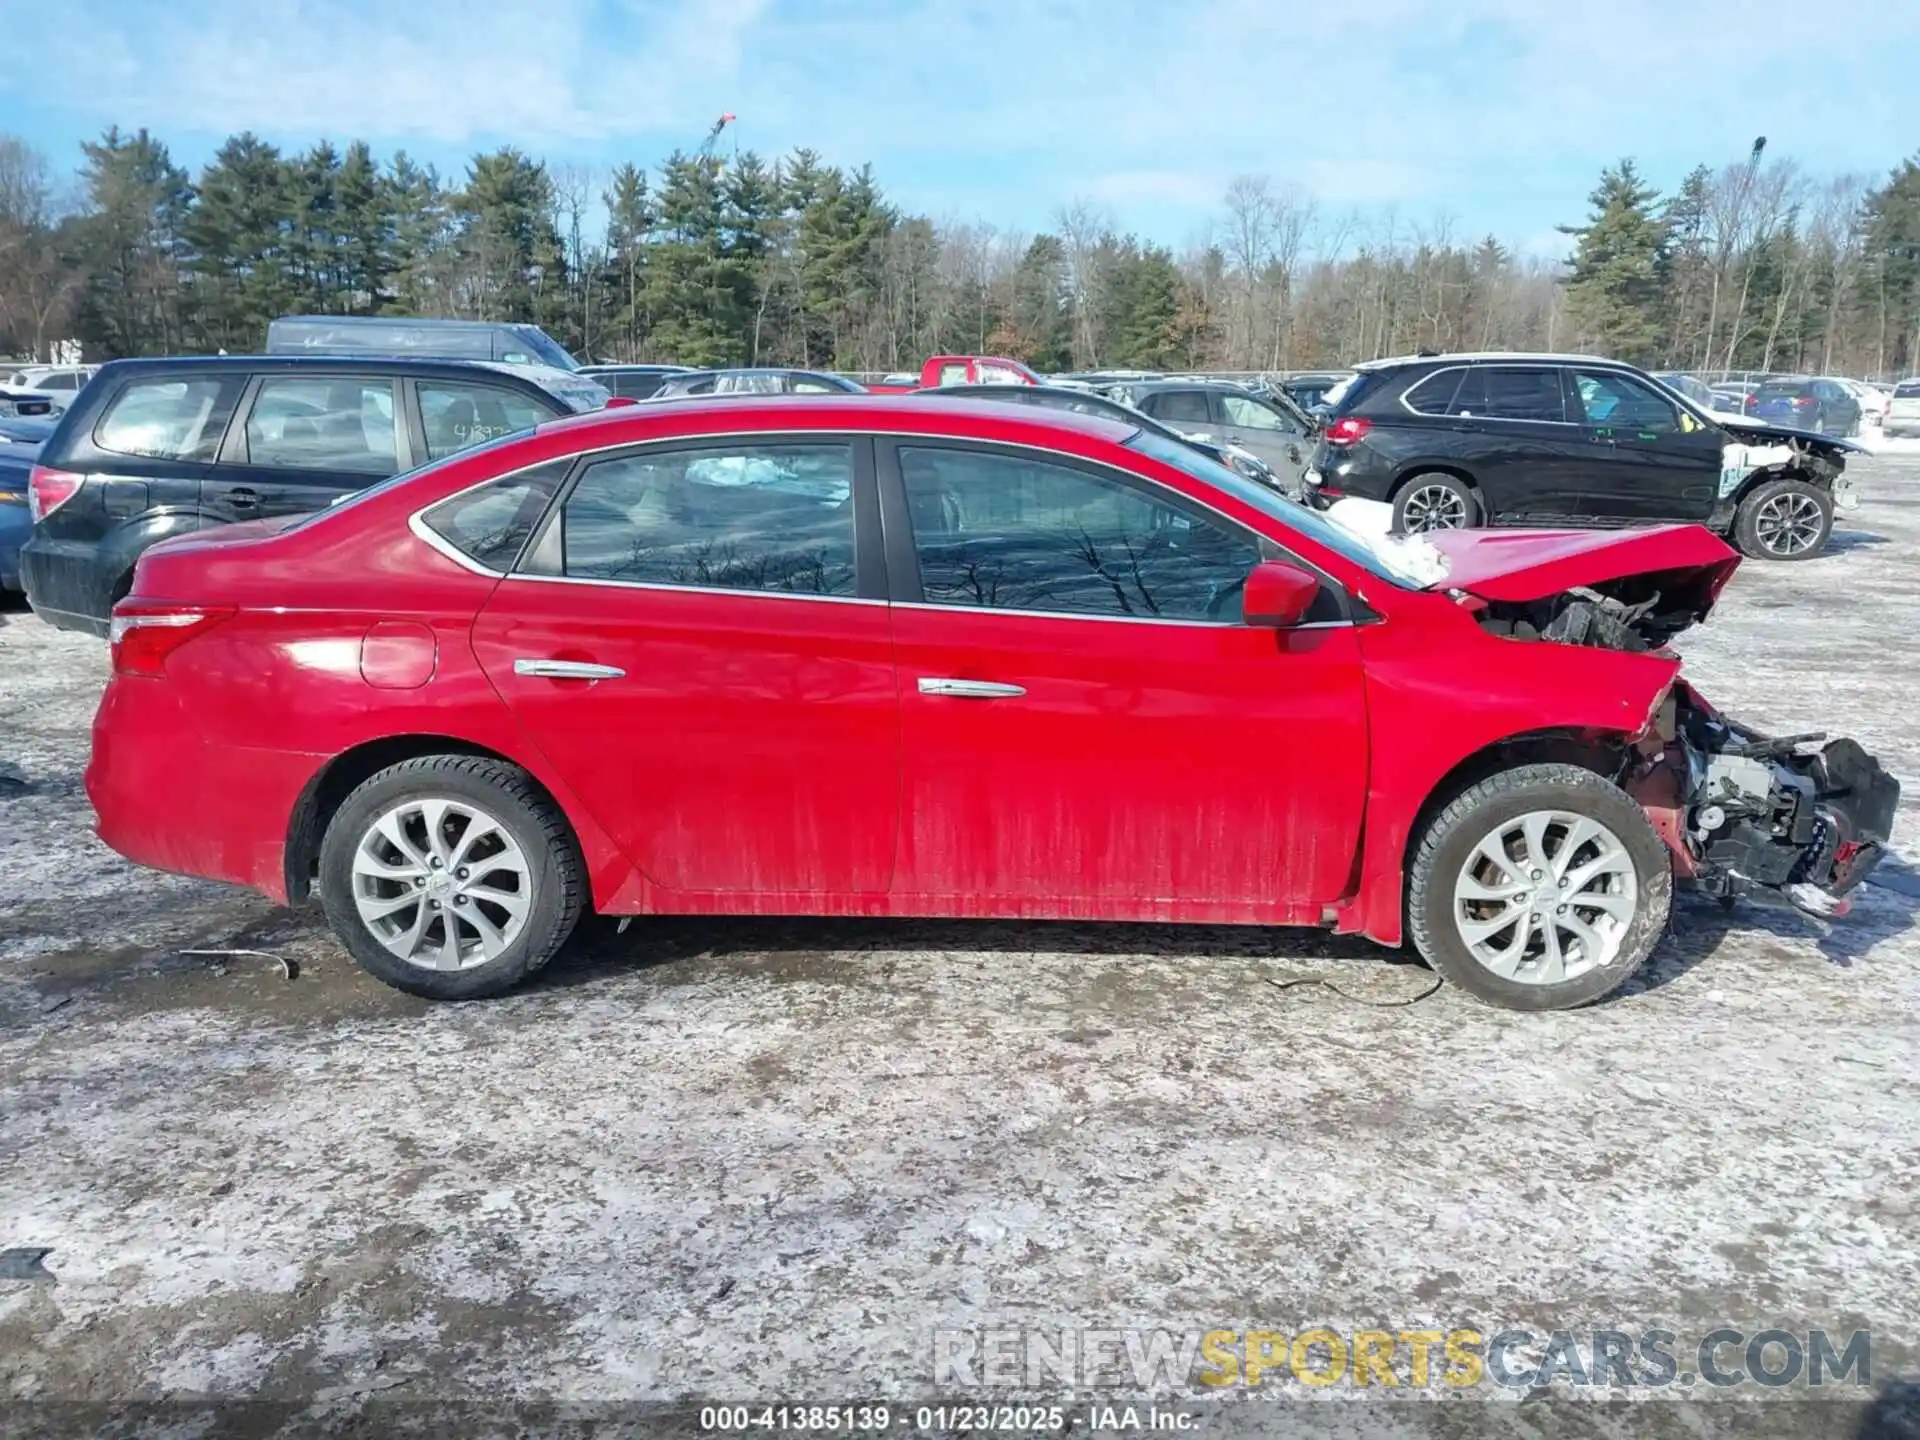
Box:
864;355;1044;393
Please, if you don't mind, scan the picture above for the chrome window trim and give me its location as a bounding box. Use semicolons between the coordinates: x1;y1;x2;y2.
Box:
401;424;1370;609
1397;364;1580;427
498;571;883;606
893;600;1354;630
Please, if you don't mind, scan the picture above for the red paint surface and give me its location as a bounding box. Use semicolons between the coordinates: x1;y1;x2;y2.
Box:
90;395;1739;942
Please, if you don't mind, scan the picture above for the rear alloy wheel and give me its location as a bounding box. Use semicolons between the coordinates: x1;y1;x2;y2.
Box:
1734;478;1833;561
319;755;584;999
1407;764;1672;1010
1392;473;1479;534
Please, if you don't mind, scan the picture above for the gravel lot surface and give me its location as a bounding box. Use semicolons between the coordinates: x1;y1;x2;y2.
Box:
2;456;1917;1438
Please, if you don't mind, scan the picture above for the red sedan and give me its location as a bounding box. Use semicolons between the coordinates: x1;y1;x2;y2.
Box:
84;397;1896;1009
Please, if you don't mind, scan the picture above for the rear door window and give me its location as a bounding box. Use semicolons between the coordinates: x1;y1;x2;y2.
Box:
1143;390;1213;425
94;376;242;462
242;377;400;474
553;443;857;595
418;382;556;460
1480;368;1569;423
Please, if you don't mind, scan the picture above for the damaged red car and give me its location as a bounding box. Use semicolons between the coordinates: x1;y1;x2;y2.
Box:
86;397;1899;1010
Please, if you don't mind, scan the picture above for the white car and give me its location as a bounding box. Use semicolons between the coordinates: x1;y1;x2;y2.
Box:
0;365;97;413
1883;378;1920;439
1829;377;1889;427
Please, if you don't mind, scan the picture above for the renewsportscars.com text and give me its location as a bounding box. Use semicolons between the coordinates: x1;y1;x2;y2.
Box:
933;1326;1873;1391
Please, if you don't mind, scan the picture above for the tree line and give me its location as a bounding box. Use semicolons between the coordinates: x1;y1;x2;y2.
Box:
2;127;1917;378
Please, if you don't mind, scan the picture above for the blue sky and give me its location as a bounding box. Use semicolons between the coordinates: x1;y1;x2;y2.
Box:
4;0;1916;259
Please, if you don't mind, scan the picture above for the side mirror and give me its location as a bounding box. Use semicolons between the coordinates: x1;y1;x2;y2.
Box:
1242;559;1320;628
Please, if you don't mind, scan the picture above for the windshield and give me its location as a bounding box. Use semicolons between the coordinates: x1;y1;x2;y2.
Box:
1125;429;1418;588
514;326;580;371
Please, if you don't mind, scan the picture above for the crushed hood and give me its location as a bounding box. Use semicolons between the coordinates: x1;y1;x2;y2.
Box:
1422;524;1741;607
1716;417;1866;455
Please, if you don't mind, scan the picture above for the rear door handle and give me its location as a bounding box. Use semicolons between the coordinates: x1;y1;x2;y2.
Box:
228;486;259;509
917;677;1026;699
514;658;625;681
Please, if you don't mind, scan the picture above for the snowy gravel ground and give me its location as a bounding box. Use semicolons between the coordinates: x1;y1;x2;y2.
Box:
2;459;1919;1437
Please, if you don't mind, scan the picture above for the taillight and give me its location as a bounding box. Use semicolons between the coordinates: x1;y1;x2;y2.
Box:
1793;396;1816;408
1323;416;1373;446
27;465;83;523
108;606;235;677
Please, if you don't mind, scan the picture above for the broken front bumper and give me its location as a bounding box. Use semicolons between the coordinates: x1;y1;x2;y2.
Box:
1629;685;1899;917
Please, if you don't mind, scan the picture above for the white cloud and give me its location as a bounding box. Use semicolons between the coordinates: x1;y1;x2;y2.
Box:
43;0;767;146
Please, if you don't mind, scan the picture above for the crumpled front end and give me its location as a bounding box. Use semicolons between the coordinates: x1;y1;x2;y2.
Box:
1626;682;1899;918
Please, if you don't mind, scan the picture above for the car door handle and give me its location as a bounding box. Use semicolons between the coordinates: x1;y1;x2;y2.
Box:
513;658;625;681
227;486;259;509
917;677;1026;699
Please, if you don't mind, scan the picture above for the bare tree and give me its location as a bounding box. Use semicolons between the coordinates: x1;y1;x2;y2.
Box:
1055;198;1112;368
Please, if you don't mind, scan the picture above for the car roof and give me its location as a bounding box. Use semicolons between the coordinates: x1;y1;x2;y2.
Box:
580;363;697;374
1355;351;1613;371
1118;378;1252;393
273;314;531;331
537;392;1140;443
94;353;585;391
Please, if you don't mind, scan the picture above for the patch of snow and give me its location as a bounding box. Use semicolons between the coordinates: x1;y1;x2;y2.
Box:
1322;496;1452;585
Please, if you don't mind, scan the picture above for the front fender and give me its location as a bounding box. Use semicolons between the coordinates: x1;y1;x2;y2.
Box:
1340;599;1678;945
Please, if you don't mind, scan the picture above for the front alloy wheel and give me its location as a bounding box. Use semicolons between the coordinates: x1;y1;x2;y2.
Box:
1406;763;1672;1010
1734;478;1834;562
1452;810;1638;986
1751;490;1826;557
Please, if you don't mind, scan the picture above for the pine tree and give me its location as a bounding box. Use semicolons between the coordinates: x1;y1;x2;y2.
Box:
1561;160;1669;364
184;133;295;350
73;127;193;354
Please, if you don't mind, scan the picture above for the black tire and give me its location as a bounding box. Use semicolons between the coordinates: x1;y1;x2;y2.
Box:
1391;472;1480;534
318;755;585;1000
1733;477;1833;561
1406;764;1672;1012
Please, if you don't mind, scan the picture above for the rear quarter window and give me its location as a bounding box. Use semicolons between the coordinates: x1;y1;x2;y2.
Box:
418;459;571;571
1400;370;1464;415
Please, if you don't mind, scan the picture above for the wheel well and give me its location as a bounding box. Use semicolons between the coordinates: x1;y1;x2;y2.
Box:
1401;728;1630;877
1729;466;1828;507
282;735;569;904
1389;465;1480;502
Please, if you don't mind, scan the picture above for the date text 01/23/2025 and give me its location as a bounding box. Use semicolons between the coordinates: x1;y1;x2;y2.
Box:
699;1404;1197;1432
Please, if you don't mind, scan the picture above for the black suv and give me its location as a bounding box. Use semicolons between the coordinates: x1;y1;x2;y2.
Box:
21;356;610;635
1306;353;1862;561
